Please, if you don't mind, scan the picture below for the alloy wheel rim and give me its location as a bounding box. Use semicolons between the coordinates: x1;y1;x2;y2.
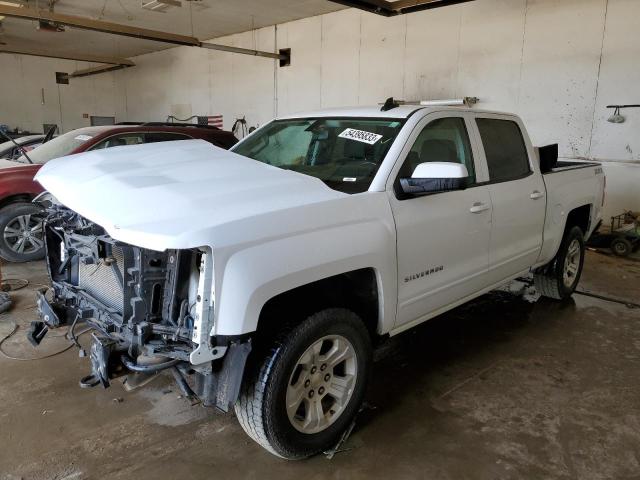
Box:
4;214;45;255
285;334;358;434
562;239;581;288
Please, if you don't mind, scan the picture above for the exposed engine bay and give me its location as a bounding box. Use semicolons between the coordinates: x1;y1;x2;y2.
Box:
30;200;251;411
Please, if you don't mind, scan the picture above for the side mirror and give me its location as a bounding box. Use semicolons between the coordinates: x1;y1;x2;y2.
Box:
399;162;468;196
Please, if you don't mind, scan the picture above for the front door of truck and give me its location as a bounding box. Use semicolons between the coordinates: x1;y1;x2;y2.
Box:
388;114;492;331
472;115;546;283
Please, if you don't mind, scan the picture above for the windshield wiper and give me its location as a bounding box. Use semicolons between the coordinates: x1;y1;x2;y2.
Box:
0;130;33;164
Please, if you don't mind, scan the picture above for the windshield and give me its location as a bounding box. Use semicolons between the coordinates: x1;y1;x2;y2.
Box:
17;127;105;164
231;117;404;194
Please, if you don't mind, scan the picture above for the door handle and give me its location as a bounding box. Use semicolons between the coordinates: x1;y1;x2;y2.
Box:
469;202;490;213
530;190;544;200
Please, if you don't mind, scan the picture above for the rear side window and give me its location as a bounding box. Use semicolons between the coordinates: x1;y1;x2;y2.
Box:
476;118;530;182
145;132;190;143
91;133;145;150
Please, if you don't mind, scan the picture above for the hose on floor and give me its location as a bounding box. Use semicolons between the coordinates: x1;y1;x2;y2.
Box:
0;320;92;361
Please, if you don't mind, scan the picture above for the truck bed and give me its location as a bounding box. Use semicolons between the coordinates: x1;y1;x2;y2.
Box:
545;160;601;174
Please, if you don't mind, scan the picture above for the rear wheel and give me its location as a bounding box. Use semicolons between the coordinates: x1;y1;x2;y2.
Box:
534;226;585;300
234;308;372;459
0;202;46;262
610;237;632;257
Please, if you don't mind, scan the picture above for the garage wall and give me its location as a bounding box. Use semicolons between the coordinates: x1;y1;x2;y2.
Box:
1;0;638;216
0;54;123;133
112;25;277;129
110;0;638;216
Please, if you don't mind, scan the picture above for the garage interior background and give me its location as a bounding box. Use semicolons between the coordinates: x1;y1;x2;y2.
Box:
1;0;638;218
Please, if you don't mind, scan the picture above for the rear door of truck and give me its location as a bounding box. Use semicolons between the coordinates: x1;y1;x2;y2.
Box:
469;114;546;284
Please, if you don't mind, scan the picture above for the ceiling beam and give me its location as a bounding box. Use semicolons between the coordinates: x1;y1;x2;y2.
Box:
200;41;284;60
69;63;134;78
0;4;288;61
329;0;475;15
393;0;475;14
329;0;394;16
0;45;135;65
0;4;200;46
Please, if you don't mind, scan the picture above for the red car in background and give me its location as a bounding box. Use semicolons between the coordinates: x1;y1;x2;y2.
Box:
0;123;237;262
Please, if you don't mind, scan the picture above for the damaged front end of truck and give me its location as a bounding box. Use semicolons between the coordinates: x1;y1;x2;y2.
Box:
30;199;251;411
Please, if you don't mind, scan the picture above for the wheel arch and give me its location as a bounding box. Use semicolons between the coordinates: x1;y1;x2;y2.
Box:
537;202;594;268
564;204;592;236
0;194;34;210
255;268;381;342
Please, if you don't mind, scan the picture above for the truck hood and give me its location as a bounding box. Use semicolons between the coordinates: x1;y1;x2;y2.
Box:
35;139;346;250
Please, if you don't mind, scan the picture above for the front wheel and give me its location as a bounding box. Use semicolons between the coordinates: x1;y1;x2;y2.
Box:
534;225;585;300
234;308;372;459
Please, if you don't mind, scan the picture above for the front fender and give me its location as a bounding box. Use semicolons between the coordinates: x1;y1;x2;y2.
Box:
213;216;396;337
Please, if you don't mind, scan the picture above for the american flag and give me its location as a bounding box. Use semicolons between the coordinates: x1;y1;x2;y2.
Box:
198;115;223;128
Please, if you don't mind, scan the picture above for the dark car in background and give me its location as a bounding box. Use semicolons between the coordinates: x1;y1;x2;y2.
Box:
0;123;237;262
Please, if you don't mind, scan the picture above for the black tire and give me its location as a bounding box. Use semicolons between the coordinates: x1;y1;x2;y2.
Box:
534;226;585;300
235;308;372;459
610;237;632;257
0;202;46;263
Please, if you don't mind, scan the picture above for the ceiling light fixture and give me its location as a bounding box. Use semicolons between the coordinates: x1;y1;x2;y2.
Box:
142;0;182;13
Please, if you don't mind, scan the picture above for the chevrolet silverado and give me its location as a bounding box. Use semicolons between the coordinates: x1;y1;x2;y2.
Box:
31;101;605;459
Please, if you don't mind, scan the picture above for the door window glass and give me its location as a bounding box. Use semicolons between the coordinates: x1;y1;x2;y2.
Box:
399;117;475;184
476;118;530;182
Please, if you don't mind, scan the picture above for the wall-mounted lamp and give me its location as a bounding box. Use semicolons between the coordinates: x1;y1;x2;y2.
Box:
607;104;640;124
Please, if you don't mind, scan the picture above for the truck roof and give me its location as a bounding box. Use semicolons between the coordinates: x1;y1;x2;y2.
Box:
277;105;516;120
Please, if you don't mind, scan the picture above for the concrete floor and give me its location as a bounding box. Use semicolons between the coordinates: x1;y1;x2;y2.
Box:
0;251;639;480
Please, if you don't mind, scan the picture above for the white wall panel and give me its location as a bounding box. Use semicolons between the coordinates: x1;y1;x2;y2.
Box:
276;16;322;116
357;13;406;104
403;5;461;102
0;54;124;133
457;0;526;112
320;9;362;108
227;27;277;130
518;0;606;157
590;0;640;162
0;55;28;130
601;162;640;218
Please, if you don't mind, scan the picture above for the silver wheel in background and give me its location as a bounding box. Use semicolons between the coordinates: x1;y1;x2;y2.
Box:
562;238;582;288
285;335;358;434
3;213;44;255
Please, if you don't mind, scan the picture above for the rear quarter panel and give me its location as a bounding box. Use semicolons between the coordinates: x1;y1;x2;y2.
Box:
536;165;605;266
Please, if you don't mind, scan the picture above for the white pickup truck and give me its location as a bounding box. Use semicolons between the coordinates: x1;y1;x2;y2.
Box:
32;101;605;459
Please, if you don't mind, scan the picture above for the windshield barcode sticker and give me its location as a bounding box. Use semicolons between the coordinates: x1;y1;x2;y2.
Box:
339;128;383;145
